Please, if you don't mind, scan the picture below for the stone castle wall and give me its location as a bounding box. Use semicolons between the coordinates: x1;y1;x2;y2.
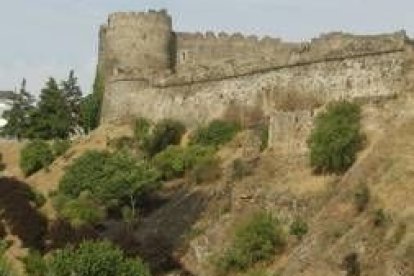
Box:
174;30;405;73
101;10;174;80
102;50;406;121
98;10;412;153
175;32;293;67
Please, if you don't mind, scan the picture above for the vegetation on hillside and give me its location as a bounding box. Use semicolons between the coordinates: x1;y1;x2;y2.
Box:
308;101;363;174
57;150;160;225
2;70;102;139
24;240;150;276
142;119;186;157
51;139;71;157
0;241;15;276
1;79;35;139
289;218;308;240
20;140;54;176
190;119;240;147
19;139;70;177
217;212;285;273
80;68;104;133
153;145;217;181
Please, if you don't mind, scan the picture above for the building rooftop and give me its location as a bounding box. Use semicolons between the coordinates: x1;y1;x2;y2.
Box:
0;91;16;100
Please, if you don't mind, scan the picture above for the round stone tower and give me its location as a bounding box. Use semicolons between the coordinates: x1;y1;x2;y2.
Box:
103;9;174;80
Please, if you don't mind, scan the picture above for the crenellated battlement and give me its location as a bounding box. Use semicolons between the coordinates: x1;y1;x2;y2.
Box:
98;9;408;83
177;31;283;44
99;9;413;130
107;9;171;29
100;9;174;80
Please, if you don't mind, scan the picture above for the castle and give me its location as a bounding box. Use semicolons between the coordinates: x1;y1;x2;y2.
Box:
98;9;414;153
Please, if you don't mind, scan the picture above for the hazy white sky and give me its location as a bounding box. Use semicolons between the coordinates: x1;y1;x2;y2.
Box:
0;0;412;94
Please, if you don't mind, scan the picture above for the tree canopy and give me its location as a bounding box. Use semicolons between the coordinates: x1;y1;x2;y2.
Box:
1;70;103;139
2;79;35;139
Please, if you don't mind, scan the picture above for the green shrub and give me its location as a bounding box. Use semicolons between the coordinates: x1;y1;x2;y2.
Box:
52;139;71;157
191;120;240;147
153;145;218;181
58;150;160;211
308;101;362;174
23;250;47;276
373;209;386;227
190;156;221;184
133;117;151;141
0;241;14;276
217;212;285;272
45;241;151;276
152;146;186;180
354;184;370;212
143;119;185;157
185;145;220;184
58;191;106;227
289;218;308;240
25;188;46;208
20;140;54;176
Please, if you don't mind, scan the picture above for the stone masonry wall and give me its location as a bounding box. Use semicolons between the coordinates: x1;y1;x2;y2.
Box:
101;10;173;79
102;50;406;122
175;32;293;67
99;10;411;153
174;31;406;77
269;111;314;154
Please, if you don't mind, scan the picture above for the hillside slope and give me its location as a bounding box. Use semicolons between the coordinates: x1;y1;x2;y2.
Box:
0;99;413;276
176;98;414;276
278;112;414;276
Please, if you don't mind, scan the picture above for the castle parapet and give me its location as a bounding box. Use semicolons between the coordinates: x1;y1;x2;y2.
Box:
107;10;171;29
102;9;173;81
98;9;410;99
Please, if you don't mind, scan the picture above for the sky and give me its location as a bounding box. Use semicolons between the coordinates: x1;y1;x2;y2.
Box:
0;0;413;95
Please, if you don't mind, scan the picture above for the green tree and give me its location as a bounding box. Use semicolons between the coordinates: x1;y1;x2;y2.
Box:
79;68;104;134
27;78;71;139
93;67;105;104
2;79;35;139
61;70;82;133
45;241;151;276
80;94;100;134
58;151;160;214
308;101;363;174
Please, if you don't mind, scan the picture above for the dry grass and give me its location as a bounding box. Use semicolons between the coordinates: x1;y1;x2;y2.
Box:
0;140;25;178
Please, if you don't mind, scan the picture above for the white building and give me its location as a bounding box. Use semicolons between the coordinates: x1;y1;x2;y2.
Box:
0;91;16;128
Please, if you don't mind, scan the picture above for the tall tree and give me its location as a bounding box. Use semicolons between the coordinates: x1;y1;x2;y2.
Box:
61;70;82;133
2;79;35;139
27;78;71;139
80;67;104;134
80;94;100;134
